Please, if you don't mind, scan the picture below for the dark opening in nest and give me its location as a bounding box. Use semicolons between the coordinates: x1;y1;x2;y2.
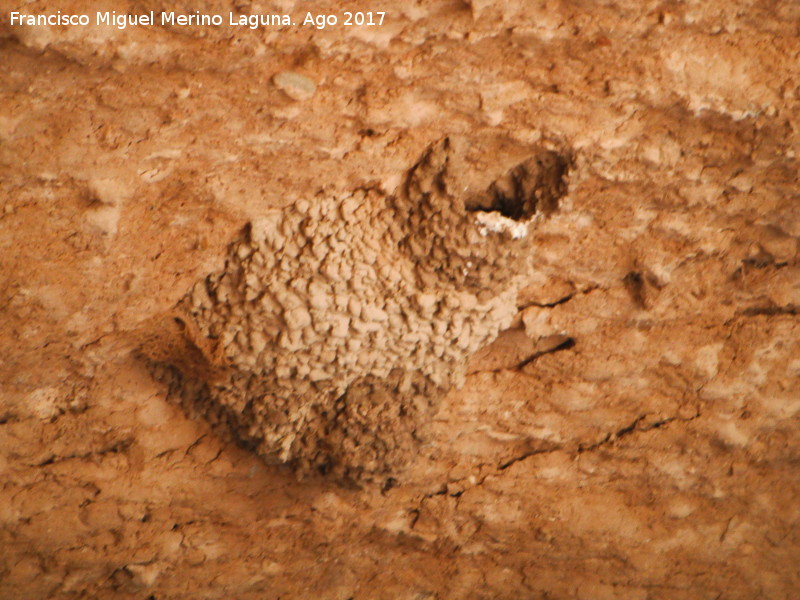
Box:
466;150;570;221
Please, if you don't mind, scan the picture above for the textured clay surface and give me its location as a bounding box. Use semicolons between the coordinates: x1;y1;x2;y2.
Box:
146;137;568;480
1;0;800;599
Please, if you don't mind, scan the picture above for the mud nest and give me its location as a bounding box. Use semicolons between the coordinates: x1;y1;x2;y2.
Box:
143;136;570;482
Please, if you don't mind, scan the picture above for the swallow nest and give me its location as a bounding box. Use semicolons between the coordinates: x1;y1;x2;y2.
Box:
145;137;568;482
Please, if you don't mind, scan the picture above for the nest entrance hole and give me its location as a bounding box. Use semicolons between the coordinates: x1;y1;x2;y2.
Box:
466;150;570;221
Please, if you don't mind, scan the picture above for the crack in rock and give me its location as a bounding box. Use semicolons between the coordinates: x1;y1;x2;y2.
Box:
578;411;701;454
33;437;134;467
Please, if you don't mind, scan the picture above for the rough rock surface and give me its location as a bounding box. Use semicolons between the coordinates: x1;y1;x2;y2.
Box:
1;0;800;599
